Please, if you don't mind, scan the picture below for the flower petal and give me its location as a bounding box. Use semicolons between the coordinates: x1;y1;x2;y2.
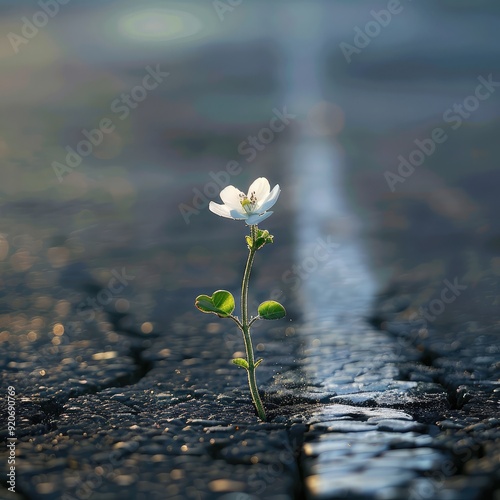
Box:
256;184;280;213
220;185;245;211
247;177;270;202
209;201;233;219
245;211;273;225
229;208;246;220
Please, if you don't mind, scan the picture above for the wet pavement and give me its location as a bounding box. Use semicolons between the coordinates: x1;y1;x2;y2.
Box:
1;1;500;499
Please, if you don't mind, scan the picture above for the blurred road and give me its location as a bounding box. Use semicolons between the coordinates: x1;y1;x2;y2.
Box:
1;1;499;499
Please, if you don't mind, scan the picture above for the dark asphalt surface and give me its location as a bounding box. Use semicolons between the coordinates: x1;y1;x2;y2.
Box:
1;1;500;499
1;231;499;499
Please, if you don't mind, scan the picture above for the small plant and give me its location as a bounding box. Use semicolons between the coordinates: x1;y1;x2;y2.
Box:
195;177;286;421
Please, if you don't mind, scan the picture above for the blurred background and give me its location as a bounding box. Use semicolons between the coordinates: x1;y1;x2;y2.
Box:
1;0;500;351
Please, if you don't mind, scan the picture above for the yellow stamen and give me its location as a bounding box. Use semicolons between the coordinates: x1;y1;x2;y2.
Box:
240;192;257;214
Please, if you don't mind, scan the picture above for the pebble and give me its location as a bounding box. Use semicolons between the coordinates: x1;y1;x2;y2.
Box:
375;419;426;433
330;393;378;405
464;422;487;433
110;393;129;402
438;420;466;430
371;448;444;471
311;420;377;432
306;469;417;498
208;479;246;492
113;441;140;453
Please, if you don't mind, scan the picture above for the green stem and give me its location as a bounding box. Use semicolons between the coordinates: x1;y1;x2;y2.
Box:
229;315;243;330
241;225;256;329
241;225;266;421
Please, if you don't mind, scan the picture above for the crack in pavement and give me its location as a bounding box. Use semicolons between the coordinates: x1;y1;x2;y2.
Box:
1;343;154;441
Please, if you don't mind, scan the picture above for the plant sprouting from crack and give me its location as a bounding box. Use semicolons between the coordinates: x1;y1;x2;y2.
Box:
195;178;285;421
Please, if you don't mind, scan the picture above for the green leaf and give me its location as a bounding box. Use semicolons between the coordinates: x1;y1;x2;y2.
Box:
232;358;249;370
195;290;235;317
254;229;274;250
246;230;274;251
258;300;286;320
254;358;263;368
256;229;270;238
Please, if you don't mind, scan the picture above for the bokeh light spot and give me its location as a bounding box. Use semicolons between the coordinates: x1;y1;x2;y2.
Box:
207;322;221;334
10;249;35;272
55;300;71;317
141;322;154;334
115;298;130;313
53;323;65;336
31;317;45;329
47;247;70;269
92;351;118;360
35;296;53;311
117;9;202;42
307;101;345;137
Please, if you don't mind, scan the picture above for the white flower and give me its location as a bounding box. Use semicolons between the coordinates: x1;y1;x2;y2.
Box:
209;177;280;225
